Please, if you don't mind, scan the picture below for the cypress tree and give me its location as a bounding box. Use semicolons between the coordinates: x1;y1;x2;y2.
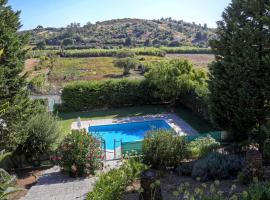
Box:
0;0;42;152
209;0;270;141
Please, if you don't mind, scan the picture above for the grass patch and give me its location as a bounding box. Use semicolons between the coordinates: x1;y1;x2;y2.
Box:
51;57;122;81
58;105;214;135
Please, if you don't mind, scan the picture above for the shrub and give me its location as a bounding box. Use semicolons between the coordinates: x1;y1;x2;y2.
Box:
172;180;270;200
175;161;194;176
28;74;48;93
0;151;19;200
244;182;270;200
180;83;210;121
56;130;103;177
187;136;220;159
142;130;188;169
87;157;147;200
192;152;244;181
114;57;139;75
60;79;158;112
172;180;237;200
21;113;61;166
145;59;206;105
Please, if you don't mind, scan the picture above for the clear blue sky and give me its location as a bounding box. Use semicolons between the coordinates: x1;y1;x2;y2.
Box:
9;0;231;30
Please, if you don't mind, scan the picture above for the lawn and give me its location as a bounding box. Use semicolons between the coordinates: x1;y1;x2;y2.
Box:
58;105;215;135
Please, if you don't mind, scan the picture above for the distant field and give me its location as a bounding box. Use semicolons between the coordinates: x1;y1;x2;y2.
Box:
50;57;122;82
166;54;215;69
24;53;214;92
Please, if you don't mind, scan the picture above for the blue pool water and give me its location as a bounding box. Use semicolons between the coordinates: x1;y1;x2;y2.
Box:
88;120;172;150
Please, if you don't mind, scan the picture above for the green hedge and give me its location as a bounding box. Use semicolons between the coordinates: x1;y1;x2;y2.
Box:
160;46;212;54
27;47;211;59
59;79;159;112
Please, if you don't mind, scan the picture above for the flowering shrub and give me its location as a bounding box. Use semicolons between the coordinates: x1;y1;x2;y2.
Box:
55;130;103;177
142;130;188;169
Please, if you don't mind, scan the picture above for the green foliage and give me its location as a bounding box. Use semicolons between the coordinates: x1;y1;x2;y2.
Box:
0;151;20;200
56;130;102;177
36;40;46;50
114;57;139;75
187;136;220;159
62;38;74;46
60;79;158;112
20;113;61;164
60;48;165;58
172;180;246;200
181;83;210;120
28;74;47;93
145;59;206;104
173;181;270;200
142;130;188;169
87;157;148;200
160;46;212;54
238;164;264;186
0;0;45;153
209;0;270;141
192;152;244;181
27;46;209;59
244;182;270;200
175;161;194;176
0;168;19;200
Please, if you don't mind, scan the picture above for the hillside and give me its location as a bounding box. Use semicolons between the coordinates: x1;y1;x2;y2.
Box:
25;18;216;49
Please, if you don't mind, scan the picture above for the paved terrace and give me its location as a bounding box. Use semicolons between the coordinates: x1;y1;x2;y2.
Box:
21;161;121;200
71;113;199;136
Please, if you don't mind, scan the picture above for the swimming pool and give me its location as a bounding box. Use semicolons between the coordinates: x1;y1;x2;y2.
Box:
88;120;172;150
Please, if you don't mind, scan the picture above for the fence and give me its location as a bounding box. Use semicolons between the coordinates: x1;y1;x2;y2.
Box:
121;131;224;157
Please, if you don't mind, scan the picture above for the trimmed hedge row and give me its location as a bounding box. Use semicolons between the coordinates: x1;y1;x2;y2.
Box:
63;48;165;58
27;47;212;59
161;46;212;54
59;79;159;112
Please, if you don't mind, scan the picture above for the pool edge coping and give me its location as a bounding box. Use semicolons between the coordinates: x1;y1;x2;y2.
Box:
71;113;199;137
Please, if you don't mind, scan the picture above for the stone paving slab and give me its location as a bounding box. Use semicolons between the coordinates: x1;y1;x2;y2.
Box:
21;161;122;200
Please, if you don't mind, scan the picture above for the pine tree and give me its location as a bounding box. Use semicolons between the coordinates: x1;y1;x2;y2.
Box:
0;0;42;152
209;0;270;141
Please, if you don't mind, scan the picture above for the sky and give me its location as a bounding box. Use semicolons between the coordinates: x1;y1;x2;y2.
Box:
9;0;231;30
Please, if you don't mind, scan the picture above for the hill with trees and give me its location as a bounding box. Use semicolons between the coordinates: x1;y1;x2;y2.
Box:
24;18;216;49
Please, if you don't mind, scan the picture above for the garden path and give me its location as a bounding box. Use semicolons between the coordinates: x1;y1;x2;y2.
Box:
21;160;121;200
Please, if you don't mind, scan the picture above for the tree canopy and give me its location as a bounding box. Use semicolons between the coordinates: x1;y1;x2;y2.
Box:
145;59;206;104
0;0;43;152
209;0;270;141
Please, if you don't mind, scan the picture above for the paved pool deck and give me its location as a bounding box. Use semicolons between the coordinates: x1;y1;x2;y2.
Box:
71;113;199;160
71;113;199;136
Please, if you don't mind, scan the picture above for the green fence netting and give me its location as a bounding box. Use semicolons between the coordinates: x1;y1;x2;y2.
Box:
121;131;223;156
121;140;143;156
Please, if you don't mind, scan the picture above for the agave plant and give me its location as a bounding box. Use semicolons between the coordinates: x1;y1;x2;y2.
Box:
0;151;21;200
